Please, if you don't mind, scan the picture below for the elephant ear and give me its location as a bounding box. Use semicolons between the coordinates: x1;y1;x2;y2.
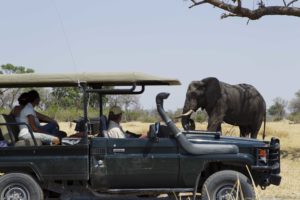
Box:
203;77;221;112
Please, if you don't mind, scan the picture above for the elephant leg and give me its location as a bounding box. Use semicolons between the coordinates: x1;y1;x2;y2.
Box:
250;130;259;139
250;126;260;138
239;126;250;138
207;102;227;132
250;119;264;139
207;113;225;132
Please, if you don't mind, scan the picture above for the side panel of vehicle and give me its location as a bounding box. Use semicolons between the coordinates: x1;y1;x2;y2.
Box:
90;137;179;189
0;144;89;181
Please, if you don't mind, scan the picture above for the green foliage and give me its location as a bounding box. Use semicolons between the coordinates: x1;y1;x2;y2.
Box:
288;112;300;123
42;106;81;122
194;110;207;123
0;63;34;74
123;109;158;123
50;87;81;109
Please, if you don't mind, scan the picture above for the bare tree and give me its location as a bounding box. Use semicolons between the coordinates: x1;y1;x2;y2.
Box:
188;0;300;20
106;95;140;121
107;95;139;108
268;97;288;120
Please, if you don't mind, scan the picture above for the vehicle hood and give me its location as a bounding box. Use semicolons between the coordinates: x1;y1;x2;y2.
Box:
184;131;268;148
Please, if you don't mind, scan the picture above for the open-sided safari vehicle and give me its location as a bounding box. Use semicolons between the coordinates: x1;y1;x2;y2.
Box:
0;72;281;200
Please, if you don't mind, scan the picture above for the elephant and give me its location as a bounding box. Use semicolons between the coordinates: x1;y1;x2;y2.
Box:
180;77;266;139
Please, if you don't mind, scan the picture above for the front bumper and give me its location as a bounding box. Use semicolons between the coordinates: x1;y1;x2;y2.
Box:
252;163;281;186
251;137;281;187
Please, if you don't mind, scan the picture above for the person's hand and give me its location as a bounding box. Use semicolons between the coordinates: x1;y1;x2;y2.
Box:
139;133;148;139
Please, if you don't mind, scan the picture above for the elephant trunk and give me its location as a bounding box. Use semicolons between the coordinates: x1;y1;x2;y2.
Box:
181;113;192;130
181;101;195;130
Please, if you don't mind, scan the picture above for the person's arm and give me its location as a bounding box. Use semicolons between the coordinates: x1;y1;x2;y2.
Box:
27;115;47;133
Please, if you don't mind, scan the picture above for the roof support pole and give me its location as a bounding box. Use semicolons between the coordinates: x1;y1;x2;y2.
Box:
80;82;88;143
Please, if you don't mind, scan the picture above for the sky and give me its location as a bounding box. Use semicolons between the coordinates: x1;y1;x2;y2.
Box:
0;0;299;111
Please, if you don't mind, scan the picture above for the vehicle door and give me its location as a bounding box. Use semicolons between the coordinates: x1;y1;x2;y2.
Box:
104;137;179;188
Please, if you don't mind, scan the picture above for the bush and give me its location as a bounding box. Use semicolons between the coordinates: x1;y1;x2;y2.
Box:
273;116;284;122
195;111;207;123
288;112;300;123
41;105;85;122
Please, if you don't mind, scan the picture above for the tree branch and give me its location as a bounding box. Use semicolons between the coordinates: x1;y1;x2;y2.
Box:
237;0;241;8
287;0;298;7
190;0;300;20
189;0;207;8
221;13;239;19
283;0;287;7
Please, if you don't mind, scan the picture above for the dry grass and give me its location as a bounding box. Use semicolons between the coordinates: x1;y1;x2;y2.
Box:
59;120;300;199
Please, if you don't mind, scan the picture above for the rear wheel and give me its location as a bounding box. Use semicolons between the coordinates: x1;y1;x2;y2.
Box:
0;173;44;200
201;170;255;200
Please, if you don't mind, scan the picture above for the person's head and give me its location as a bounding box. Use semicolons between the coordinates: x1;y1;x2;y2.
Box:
108;105;123;123
18;92;29;107
27;90;40;106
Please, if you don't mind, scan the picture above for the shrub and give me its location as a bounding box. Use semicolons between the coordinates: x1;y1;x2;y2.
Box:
195;111;207;123
288;112;300;123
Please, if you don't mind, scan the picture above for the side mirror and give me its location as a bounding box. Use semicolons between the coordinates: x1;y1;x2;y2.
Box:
148;122;160;143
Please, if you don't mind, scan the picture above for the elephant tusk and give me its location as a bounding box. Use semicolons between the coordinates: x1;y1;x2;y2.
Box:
175;109;194;119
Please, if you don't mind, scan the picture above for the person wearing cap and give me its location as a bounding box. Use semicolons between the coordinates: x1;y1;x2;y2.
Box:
107;105;147;138
107;106;126;138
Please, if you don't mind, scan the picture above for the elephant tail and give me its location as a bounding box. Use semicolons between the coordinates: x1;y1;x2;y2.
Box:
262;112;266;140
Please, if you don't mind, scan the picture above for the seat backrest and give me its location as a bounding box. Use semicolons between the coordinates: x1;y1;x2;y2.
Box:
99;115;109;138
0;114;41;147
2;114;20;141
0;114;13;144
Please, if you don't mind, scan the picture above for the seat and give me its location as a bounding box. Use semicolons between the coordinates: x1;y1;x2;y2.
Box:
2;114;20;141
0;114;14;144
98;115;109;138
0;114;41;147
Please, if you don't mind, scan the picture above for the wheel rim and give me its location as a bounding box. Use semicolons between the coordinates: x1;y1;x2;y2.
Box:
215;185;238;200
1;183;29;200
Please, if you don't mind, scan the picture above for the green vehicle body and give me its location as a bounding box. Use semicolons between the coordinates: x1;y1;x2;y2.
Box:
0;73;281;198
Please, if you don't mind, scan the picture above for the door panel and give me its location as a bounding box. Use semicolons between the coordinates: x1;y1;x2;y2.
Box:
105;138;179;188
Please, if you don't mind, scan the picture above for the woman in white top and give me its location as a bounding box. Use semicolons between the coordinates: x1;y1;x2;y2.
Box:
18;90;60;145
10;92;28;122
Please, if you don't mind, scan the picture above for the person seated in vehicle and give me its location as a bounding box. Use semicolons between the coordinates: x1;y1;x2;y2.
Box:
18;90;65;145
10;92;29;122
107;105;147;138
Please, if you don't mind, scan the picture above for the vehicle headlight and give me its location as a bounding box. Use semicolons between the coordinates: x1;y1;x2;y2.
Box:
258;149;268;164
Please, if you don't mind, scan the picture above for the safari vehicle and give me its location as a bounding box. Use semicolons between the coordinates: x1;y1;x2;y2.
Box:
0;72;280;200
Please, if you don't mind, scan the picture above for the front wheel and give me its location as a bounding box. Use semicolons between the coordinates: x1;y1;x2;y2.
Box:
0;173;44;200
201;170;255;200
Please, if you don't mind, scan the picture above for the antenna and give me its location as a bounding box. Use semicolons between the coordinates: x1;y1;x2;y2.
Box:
51;0;78;72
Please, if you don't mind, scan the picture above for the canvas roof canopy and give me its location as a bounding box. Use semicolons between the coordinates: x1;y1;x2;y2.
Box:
0;72;181;88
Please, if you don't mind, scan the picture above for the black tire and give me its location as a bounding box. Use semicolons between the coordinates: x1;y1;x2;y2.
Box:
0;173;44;200
201;170;255;200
